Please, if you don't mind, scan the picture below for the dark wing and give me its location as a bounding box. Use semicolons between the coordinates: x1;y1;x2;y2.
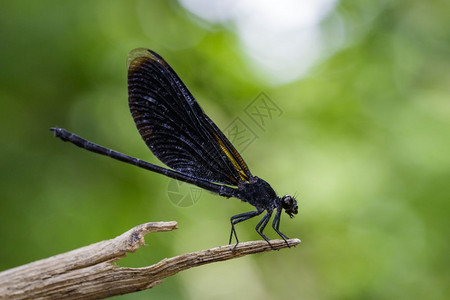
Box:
127;48;252;186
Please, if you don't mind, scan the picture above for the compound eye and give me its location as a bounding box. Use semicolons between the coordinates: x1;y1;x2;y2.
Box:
282;195;293;206
281;195;298;217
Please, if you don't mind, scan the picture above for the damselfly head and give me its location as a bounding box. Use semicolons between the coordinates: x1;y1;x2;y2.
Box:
281;195;298;218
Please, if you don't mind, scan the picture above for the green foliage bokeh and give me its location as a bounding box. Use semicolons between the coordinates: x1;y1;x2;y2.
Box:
1;1;449;299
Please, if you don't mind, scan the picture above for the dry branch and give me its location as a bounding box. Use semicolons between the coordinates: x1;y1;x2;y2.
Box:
0;221;300;299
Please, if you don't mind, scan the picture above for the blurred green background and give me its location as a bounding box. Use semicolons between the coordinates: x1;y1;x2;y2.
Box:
1;0;449;299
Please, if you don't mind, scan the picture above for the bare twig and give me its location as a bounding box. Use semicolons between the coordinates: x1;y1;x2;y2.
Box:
0;221;300;300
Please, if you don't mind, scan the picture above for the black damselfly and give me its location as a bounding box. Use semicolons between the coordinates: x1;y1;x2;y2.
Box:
51;49;298;248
